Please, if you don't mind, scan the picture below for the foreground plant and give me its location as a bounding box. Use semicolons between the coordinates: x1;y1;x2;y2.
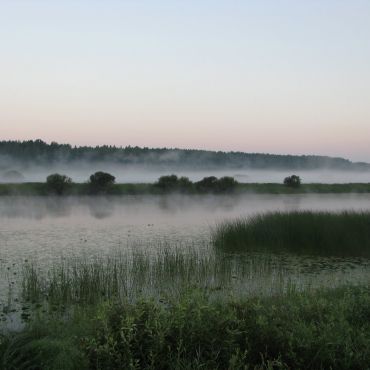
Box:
1;286;369;369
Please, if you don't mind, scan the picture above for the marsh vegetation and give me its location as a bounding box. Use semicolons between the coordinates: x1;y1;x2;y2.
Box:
213;211;370;257
1;196;370;368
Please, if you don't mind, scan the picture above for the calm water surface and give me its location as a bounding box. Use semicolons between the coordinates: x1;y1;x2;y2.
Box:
1;194;370;330
1;194;370;263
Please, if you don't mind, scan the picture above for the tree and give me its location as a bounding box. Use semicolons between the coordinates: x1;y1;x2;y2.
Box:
89;171;115;193
46;173;72;195
195;176;218;192
216;176;238;192
155;175;193;193
155;175;179;191
178;176;193;192
284;175;301;188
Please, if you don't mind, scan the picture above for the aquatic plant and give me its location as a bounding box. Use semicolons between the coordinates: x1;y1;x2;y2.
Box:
213;211;370;257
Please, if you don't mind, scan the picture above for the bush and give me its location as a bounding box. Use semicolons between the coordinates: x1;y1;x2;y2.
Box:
177;176;193;191
195;176;218;192
155;175;193;192
46;174;72;195
284;175;301;188
88;172;115;194
217;176;238;192
155;175;179;191
196;176;238;193
82;287;370;369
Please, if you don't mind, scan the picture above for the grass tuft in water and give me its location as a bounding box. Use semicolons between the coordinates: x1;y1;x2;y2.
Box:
213;211;370;257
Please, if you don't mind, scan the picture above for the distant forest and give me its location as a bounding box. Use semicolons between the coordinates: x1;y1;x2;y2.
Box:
0;140;369;170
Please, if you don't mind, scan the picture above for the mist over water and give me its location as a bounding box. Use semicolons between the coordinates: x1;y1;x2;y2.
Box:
1;165;370;184
1;194;370;263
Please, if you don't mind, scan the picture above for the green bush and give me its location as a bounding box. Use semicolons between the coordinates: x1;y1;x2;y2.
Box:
155;175;193;192
196;176;238;193
46;173;72;195
88;172;115;194
284;175;301;188
2;287;370;369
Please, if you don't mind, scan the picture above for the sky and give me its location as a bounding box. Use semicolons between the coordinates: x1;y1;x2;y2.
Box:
1;0;370;162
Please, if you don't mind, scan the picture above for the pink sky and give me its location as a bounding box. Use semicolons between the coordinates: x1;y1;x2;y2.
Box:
1;1;370;162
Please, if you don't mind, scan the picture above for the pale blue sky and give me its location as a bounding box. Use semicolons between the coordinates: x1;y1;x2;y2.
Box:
1;1;370;161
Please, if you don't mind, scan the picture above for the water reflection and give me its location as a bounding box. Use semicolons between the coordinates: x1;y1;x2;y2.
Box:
0;194;370;265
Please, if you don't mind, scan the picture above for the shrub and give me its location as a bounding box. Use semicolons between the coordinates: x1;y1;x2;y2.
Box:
177;176;193;191
155;175;179;191
217;176;238;192
46;174;72;195
284;175;301;188
195;176;218;192
155;175;193;192
88;172;115;194
196;176;238;193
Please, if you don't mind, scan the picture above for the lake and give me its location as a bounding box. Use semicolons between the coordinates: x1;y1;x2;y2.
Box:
1;194;370;262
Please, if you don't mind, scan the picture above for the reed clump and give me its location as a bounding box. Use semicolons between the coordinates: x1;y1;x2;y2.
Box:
20;249;291;308
213;211;370;257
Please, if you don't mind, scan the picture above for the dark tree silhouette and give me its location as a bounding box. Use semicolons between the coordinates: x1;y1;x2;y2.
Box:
89;172;115;193
217;176;238;192
195;176;218;192
0;140;365;170
156;175;179;191
46;173;72;195
284;175;301;188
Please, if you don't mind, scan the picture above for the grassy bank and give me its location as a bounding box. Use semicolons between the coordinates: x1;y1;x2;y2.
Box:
213;211;370;257
1;286;369;369
1;245;370;369
1;181;370;196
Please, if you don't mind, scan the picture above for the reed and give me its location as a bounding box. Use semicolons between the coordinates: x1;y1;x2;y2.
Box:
213;211;370;257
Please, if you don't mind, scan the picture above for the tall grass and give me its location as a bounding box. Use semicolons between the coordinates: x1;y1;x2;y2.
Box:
213;211;370;257
20;248;292;308
2;241;370;368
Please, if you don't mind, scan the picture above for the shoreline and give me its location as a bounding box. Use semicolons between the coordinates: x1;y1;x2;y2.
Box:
1;182;370;196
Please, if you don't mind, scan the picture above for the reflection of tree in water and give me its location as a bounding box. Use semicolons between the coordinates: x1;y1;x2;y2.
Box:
45;197;72;218
0;197;72;219
157;194;242;215
87;197;115;219
157;195;186;213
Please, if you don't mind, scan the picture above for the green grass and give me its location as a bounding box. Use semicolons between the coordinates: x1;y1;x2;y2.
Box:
1;286;370;369
1;245;370;368
1;182;370;195
213;211;370;257
238;182;370;194
19;249;291;308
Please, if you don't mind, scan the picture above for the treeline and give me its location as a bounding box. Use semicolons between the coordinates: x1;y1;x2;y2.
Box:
44;173;239;195
1;139;369;170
